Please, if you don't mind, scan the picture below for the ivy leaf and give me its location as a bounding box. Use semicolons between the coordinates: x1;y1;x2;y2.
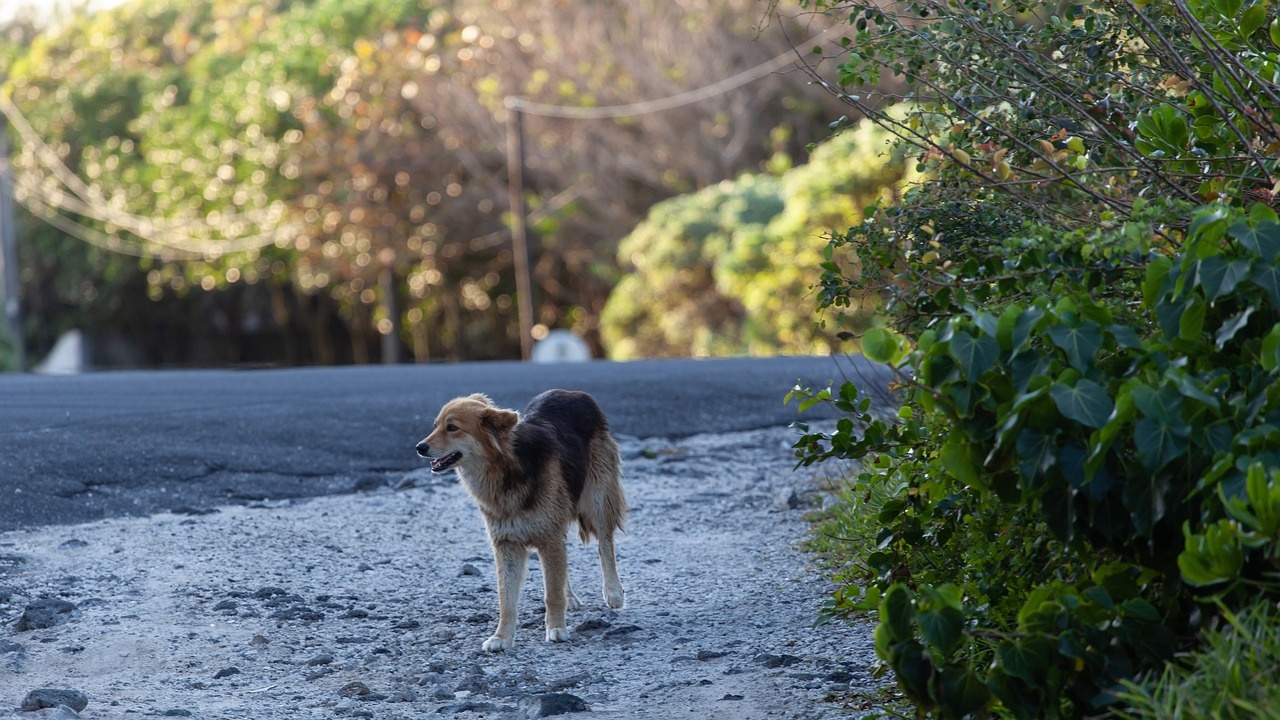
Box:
917;588;965;656
862;327;909;365
1179;295;1206;341
880;584;916;643
996;637;1053;689
1048;321;1103;370
1251;262;1280;305
1231;218;1280;262
1241;3;1267;40
1134;417;1188;470
1215;306;1255;349
1196;255;1252;300
1262;324;1280;372
942;433;981;486
938;665;991;715
948;329;999;380
1051;378;1114;429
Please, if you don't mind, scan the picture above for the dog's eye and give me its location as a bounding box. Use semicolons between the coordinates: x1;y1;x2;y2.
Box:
447;423;459;432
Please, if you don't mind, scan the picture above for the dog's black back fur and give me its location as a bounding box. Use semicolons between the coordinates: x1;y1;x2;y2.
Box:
510;390;606;507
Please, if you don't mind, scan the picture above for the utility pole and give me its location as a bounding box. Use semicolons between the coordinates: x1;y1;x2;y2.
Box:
504;100;534;362
0;106;24;371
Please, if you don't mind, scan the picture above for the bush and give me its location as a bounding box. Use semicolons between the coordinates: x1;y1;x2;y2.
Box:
788;0;1280;716
601;118;911;358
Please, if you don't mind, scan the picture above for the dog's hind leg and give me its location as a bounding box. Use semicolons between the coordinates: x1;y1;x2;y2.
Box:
598;528;625;609
483;541;527;652
537;541;571;642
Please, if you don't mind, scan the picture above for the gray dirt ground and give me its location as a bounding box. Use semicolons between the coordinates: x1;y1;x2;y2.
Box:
0;427;882;719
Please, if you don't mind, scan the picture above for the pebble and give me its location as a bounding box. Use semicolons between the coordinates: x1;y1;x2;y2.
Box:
603;624;642;638
20;688;89;712
213;667;240;679
755;653;803;668
16;599;77;631
525;693;588;717
458;563;482;577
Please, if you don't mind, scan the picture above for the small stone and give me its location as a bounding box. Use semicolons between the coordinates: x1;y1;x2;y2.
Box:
773;488;802;511
526;693;588;717
162;710;194;717
458;563;483;577
59;539;88;549
547;672;589;691
465;613;492;625
269;605;324;622
211;600;238;612
1;640;24;654
339;681;372;698
393;619;421;629
720;694;744;701
754;653;802;668
573;618;610;632
0;583;17;602
824;670;854;683
20;688;89;712
306;653;334;666
213;667;240;679
603;624;642;638
253;586;289;600
17;599;78;631
696;650;729;660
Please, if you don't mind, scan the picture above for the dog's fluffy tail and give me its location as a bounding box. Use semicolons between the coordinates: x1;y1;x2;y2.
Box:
576;432;627;544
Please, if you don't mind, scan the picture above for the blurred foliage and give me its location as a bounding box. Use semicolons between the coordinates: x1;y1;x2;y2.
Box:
601;118;911;359
1;0;841;366
786;0;1280;717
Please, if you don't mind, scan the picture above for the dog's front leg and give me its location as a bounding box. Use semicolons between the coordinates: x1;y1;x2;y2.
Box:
537;541;570;642
484;541;527;652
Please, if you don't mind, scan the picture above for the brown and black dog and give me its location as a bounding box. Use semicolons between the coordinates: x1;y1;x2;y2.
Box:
416;389;626;652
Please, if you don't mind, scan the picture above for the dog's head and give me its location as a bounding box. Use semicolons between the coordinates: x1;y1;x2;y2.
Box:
415;393;519;474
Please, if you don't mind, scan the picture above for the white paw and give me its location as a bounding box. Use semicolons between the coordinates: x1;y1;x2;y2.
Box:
546;626;570;643
605;585;625;609
482;635;514;652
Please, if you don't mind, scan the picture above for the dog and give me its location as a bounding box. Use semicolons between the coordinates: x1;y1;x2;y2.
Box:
415;389;627;652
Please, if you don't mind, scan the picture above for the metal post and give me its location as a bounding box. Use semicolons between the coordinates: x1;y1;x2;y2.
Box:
0;108;24;371
505;102;534;362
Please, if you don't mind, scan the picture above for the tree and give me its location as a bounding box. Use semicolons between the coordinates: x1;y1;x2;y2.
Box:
3;0;846;366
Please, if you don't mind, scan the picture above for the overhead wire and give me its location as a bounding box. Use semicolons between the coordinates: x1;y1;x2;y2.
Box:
504;25;840;119
2;21;843;260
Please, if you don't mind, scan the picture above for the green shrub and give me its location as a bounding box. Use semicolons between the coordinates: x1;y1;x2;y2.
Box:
788;0;1280;716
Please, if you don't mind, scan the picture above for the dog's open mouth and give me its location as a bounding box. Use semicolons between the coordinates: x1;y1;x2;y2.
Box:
430;451;462;473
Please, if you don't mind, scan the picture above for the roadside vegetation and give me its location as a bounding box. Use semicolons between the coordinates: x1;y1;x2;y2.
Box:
787;0;1280;717
0;0;842;365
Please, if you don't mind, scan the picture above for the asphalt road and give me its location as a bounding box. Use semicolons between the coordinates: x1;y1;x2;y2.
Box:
0;356;889;532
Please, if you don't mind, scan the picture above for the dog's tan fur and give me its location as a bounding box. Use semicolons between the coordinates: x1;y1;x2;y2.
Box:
416;390;626;652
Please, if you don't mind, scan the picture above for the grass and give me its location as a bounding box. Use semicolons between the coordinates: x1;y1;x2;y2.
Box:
1116;599;1280;720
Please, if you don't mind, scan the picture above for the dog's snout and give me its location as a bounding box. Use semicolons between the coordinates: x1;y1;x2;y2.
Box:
415;440;431;458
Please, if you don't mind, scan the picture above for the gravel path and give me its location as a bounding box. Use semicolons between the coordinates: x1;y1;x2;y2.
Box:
0;427;880;719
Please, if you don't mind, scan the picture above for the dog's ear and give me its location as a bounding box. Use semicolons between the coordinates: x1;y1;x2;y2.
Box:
481;407;519;434
466;393;496;406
